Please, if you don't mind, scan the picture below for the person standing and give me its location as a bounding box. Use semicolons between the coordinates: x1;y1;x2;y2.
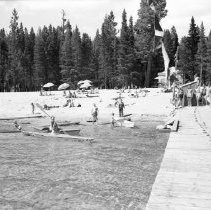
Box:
187;87;193;107
118;99;125;117
178;88;184;108
195;85;201;106
31;103;35;114
207;85;211;106
201;85;207;105
91;103;99;122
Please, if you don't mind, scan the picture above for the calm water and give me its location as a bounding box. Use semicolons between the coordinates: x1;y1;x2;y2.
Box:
0;115;169;210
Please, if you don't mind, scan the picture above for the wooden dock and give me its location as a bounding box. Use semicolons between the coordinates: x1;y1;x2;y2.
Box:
145;107;211;210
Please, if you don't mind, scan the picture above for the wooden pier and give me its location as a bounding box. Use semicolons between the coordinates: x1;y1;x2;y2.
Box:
145;107;211;210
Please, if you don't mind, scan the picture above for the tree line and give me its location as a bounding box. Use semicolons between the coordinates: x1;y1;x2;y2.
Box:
1;0;210;92
176;17;211;85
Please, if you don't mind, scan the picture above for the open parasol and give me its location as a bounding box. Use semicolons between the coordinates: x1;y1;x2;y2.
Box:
58;83;70;90
43;82;55;88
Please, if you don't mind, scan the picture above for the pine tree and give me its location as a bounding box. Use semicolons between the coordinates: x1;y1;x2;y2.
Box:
196;22;208;85
34;28;48;87
81;33;93;79
99;11;118;88
23;27;35;91
60;26;75;86
91;29;101;85
207;31;211;84
46;25;61;85
177;36;192;82
7;9;23;91
135;0;167;87
116;9;130;87
71;26;82;83
170;26;179;63
163;29;174;67
0;29;8;91
187;17;200;80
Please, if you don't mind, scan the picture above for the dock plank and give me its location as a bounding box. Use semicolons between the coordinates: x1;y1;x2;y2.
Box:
146;107;211;210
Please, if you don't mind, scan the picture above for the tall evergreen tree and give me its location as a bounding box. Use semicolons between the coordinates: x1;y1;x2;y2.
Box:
116;9;131;87
34;28;48;87
163;29;174;67
196;22;208;85
60;25;75;85
207;31;211;84
187;16;200;80
170;26;179;63
177;36;192;82
135;0;167;87
0;29;8;91
81;33;92;79
22;27;35;91
100;11;118;88
71;26;82;82
91;29;101;85
7;9;24;91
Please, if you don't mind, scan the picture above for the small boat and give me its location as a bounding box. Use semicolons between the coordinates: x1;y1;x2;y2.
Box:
57;121;80;126
23;131;93;142
14;122;93;142
0;130;21;133
0;115;43;121
33;127;80;136
115;119;135;128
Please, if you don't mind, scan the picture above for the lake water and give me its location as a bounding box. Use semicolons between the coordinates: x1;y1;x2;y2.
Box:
0;115;169;210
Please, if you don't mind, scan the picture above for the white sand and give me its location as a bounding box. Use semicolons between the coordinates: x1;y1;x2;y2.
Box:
0;89;174;123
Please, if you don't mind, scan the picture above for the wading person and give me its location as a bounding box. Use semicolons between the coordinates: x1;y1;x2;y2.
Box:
91;103;98;122
118;99;125;117
50;116;60;133
111;113;116;127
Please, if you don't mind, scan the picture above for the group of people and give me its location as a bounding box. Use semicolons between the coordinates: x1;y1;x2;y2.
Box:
91;96;125;124
173;84;211;108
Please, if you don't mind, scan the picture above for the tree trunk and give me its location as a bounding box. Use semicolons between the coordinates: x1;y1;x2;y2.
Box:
145;53;153;88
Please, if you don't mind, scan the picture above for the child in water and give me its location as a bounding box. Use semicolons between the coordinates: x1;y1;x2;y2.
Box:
91;103;98;122
50;116;60;133
111;113;116;127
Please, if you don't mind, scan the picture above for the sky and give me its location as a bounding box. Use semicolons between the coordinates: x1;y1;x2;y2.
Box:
0;0;211;39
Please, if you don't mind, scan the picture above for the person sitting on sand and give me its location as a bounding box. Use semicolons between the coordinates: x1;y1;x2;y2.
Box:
91;103;98;122
50;116;60;133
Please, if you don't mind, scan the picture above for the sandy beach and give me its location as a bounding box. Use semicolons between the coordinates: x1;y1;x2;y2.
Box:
0;89;174;122
0;89;174;209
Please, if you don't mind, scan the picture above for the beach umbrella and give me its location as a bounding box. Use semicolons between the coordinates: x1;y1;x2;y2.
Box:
83;80;92;84
77;80;84;85
58;83;70;90
43;82;55;88
80;83;92;89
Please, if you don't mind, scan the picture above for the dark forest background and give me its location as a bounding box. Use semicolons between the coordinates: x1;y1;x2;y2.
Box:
0;0;211;92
